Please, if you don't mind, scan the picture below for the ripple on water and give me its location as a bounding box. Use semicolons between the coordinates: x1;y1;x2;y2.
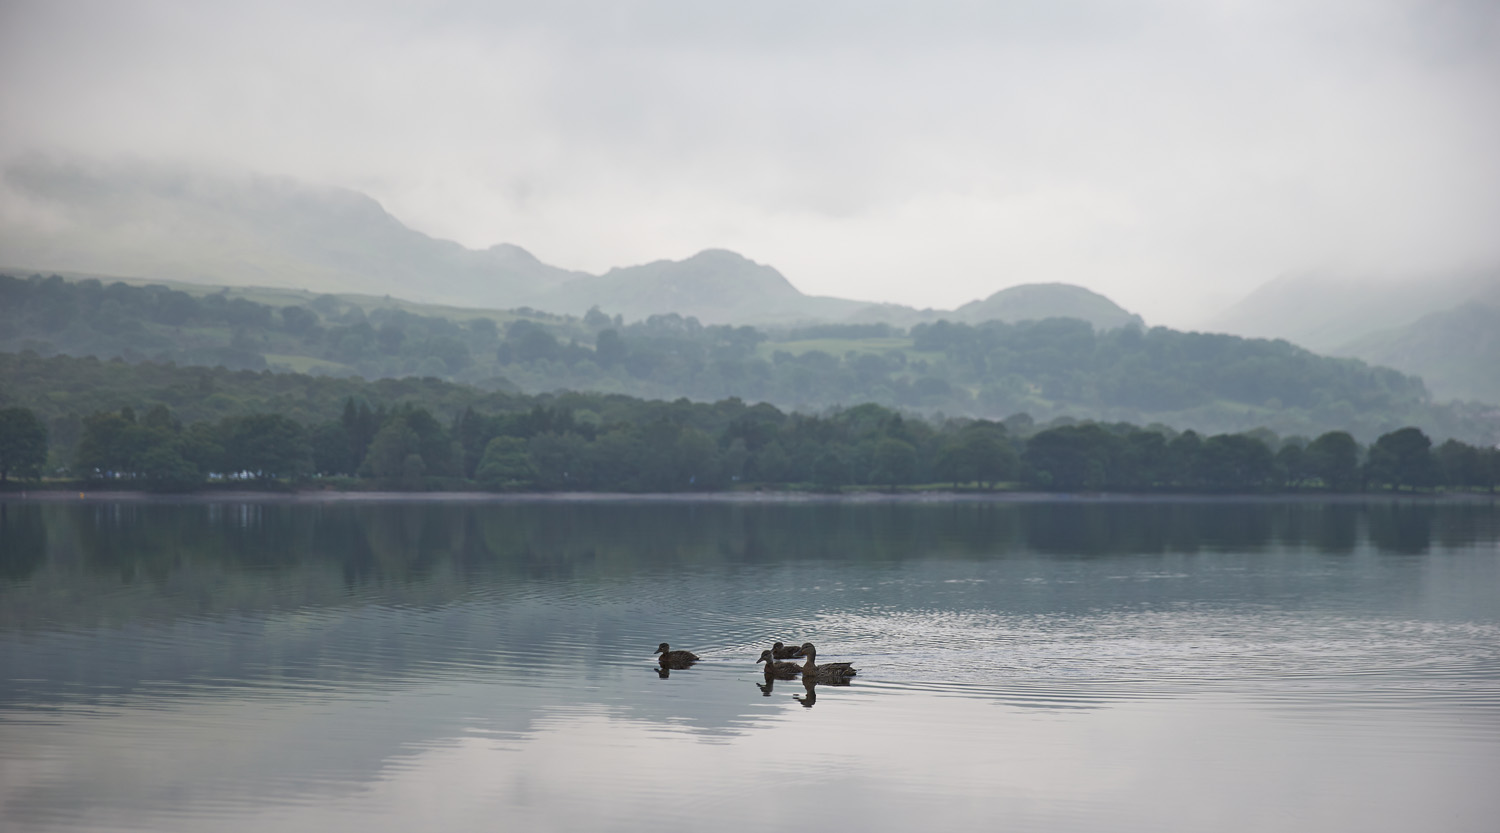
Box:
787;607;1500;711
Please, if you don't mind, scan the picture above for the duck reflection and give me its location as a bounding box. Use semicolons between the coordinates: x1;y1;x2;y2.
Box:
793;674;853;708
793;678;818;708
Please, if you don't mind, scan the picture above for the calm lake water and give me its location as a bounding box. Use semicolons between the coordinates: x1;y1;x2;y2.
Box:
2;496;1498;832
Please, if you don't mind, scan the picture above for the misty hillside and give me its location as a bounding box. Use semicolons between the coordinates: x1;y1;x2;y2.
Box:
1332;301;1500;404
0;159;585;307
7;272;1497;446
952;283;1143;329
1209;270;1500;352
0;159;1144;330
525;249;870;324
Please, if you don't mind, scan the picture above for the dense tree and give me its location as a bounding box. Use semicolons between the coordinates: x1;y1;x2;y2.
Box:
74;408;136;478
527;432;589;490
1366;427;1434;491
869;437;918;490
222;414;311;480
475;437;535;489
1166;430;1204;488
933;421;1015;488
134;443;200;492
1275;440;1310;488
1197;434;1275;490
1435;439;1484;491
360;421;423;480
1305;431;1360;491
1023;424;1116;490
812;449;850;491
1117;429;1169;489
595;329;627;368
0;407;48;482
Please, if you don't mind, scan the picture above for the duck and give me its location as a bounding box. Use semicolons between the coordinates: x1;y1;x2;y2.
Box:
797;643;856;683
654;643;700;668
770;641;806;660
756;649;803;679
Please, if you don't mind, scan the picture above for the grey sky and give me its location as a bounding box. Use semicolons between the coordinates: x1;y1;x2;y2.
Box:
2;0;1497;326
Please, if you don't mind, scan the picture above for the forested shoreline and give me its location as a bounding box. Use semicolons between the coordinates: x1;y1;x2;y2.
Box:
1;353;1494;495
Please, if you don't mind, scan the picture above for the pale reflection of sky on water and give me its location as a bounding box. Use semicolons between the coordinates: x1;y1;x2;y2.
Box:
1;498;1497;832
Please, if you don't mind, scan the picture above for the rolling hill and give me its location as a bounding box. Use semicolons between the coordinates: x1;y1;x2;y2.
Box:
952;283;1144;328
1209;270;1500;352
1332;301;1500;403
0;157;1143;329
8;271;1499;446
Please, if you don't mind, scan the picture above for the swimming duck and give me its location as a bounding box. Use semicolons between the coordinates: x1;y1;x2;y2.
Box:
770;641;806;660
655;643;700;668
797;643;856;682
756;649;803;679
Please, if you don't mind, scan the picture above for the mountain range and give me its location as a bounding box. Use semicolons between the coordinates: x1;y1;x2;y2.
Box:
1331;301;1500;404
0;158;1141;331
5;157;1494;404
1210;270;1500;402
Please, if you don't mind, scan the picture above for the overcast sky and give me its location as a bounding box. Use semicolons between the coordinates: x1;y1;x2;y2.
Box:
2;0;1497;326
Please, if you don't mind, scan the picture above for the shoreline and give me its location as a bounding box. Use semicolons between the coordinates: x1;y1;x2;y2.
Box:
4;489;1495;505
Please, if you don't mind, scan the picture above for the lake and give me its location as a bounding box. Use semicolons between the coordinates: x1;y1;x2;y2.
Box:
2;496;1498;832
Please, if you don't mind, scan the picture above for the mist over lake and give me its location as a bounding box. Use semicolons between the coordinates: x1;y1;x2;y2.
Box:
2;497;1497;832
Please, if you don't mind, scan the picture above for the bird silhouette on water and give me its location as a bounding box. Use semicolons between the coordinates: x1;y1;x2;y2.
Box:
654;643;700;669
769;641;806;660
757;649;803;679
796;643;856;683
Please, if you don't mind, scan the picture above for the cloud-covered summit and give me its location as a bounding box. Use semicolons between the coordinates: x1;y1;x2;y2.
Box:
2;1;1497;327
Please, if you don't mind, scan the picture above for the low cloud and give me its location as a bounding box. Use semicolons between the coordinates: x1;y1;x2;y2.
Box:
2;0;1497;325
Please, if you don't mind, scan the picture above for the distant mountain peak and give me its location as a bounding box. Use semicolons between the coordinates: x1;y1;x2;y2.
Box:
954;282;1144;329
0;158;1151;329
685;247;756;264
1208;268;1500;351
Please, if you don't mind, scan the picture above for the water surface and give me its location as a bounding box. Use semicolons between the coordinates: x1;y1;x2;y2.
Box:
2;498;1498;831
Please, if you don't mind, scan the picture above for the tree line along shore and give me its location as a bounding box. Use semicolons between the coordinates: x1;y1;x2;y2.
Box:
1;371;1494;494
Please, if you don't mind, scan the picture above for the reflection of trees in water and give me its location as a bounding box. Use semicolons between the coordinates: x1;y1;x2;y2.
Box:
1018;501;1495;557
7;499;1496;605
1366;504;1435;555
0;502;46;581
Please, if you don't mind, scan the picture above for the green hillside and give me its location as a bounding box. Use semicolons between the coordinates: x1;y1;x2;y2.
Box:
953;283;1143;329
4;272;1496;445
525;249;871;324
